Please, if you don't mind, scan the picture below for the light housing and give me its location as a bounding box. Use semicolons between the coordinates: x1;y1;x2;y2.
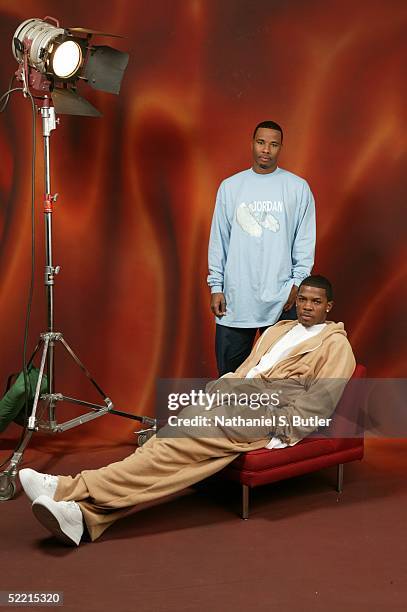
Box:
12;17;129;116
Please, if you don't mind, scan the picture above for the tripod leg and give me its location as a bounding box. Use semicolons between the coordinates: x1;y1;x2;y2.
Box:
58;336;110;401
27;336;49;430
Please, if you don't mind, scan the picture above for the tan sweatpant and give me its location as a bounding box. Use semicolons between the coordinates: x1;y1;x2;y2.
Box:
54;433;268;541
54;390;277;540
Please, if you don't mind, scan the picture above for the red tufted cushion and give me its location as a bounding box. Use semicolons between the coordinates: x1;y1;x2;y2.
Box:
230;437;360;472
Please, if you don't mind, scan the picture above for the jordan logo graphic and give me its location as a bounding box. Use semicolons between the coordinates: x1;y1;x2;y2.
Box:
236;202;280;237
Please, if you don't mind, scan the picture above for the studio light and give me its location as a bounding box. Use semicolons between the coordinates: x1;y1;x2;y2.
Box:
12;17;129;116
0;16;155;502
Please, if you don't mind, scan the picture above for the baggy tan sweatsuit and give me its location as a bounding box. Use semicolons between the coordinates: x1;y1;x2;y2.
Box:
54;320;356;541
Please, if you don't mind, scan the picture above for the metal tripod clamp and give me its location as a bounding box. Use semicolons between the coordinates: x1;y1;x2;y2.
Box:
40;332;62;341
44;192;58;213
44;264;60;286
40;103;57;135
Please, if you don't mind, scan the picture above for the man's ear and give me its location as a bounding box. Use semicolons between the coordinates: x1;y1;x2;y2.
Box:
326;300;334;312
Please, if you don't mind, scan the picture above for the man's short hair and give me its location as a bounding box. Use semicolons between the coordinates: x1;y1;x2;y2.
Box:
299;275;333;301
253;120;283;142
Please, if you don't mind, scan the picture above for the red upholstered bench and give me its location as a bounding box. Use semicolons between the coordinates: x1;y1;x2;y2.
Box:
217;364;366;518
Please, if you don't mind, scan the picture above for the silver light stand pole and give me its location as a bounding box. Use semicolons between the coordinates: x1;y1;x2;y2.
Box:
0;97;155;501
25;96;116;434
40;98;57;426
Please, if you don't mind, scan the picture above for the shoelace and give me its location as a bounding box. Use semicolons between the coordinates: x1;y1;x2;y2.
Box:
43;474;57;489
65;501;83;519
64;500;81;512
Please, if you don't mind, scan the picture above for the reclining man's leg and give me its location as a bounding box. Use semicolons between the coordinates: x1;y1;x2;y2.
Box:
21;403;269;544
54;433;266;541
20;395;273;543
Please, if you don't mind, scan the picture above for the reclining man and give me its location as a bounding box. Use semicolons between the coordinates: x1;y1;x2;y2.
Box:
19;275;356;546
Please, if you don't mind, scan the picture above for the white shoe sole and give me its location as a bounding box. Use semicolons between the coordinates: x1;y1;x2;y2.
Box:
32;498;82;546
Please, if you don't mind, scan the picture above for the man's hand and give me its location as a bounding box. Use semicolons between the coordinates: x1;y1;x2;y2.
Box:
211;292;227;317
283;284;298;311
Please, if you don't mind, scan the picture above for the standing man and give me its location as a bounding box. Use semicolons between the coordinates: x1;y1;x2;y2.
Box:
208;120;316;376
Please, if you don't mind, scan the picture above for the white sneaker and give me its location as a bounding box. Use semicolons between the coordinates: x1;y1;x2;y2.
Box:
32;495;84;546
19;468;59;502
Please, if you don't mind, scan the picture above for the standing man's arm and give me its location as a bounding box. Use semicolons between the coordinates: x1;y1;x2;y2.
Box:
284;183;316;311
207;183;231;317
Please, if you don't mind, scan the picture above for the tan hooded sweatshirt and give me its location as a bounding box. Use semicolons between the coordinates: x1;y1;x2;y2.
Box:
213;320;356;445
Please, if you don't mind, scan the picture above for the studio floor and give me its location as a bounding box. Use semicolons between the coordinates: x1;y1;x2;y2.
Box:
0;425;406;612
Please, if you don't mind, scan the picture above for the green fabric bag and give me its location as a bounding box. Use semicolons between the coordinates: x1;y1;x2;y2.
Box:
0;367;48;432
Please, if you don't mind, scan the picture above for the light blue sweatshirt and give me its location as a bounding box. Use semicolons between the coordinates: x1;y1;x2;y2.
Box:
207;167;315;327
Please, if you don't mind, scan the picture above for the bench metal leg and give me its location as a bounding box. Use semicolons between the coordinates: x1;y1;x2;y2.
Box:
242;484;249;519
336;463;344;493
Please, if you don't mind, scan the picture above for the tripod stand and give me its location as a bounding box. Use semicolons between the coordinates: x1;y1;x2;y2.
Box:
0;98;156;500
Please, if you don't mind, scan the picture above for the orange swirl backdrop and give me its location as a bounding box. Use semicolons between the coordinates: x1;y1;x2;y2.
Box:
0;0;406;446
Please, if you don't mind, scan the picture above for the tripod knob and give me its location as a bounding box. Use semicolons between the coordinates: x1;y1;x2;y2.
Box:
54;266;61;275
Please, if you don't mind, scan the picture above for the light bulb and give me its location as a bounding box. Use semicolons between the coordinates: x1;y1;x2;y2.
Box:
52;40;82;78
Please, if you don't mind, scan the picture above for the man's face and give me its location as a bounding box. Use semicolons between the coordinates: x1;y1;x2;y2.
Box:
252;128;282;174
296;285;333;327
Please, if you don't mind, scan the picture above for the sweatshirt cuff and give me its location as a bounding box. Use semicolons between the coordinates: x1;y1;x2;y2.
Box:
210;285;223;294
